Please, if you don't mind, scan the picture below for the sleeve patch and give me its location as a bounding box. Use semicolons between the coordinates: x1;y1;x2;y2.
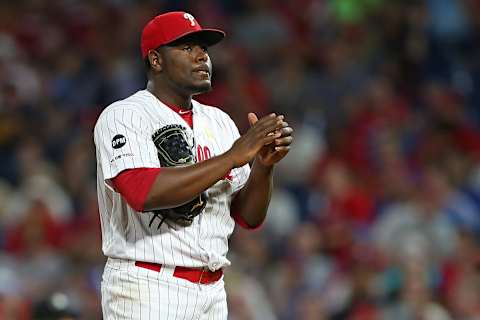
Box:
112;134;127;149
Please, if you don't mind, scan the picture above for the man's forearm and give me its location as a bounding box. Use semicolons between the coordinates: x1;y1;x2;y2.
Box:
144;152;234;211
230;160;274;228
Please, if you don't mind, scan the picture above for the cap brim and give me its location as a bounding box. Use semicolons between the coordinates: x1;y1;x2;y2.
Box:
166;29;226;47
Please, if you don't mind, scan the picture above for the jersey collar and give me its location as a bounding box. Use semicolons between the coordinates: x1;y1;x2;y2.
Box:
163;101;193;116
143;89;194;116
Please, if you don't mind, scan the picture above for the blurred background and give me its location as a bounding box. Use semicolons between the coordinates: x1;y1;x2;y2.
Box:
0;0;480;319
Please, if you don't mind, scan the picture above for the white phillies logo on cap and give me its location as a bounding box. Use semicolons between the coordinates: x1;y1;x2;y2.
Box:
183;13;196;26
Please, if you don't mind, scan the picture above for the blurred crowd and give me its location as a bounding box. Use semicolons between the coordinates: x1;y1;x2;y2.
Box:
1;0;480;319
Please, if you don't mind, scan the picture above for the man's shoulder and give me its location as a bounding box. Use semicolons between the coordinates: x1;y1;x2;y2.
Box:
93;91;155;138
193;100;232;122
101;90;152;113
95;91;153;124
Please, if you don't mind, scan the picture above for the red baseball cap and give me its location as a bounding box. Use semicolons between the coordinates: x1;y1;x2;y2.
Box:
141;11;225;58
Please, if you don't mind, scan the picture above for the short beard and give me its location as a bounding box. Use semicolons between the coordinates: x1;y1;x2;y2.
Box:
188;82;212;96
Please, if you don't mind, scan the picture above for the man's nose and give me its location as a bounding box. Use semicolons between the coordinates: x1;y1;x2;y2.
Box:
195;47;208;62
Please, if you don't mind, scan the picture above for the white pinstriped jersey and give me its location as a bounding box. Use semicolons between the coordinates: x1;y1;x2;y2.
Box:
94;89;250;272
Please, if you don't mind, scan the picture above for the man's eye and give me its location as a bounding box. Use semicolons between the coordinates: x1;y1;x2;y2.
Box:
182;46;192;52
201;46;208;53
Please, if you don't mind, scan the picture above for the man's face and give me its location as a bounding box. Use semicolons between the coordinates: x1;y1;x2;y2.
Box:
158;37;213;95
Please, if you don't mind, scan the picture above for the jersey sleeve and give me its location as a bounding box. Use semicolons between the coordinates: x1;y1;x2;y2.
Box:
224;115;251;194
94;106;160;181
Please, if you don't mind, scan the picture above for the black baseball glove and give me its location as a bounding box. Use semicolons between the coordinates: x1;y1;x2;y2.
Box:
150;124;207;228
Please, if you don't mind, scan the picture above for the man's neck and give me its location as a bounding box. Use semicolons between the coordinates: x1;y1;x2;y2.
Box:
146;81;192;110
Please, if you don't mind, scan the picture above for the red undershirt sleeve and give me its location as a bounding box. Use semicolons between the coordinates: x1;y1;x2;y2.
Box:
111;168;161;212
231;211;264;230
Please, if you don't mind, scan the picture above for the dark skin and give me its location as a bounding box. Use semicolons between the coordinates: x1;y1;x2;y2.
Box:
143;36;293;227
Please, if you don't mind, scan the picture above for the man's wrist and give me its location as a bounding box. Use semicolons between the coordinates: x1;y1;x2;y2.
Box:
253;158;274;174
219;150;238;172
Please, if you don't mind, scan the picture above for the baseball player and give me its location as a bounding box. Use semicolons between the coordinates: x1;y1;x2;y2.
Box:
94;11;293;319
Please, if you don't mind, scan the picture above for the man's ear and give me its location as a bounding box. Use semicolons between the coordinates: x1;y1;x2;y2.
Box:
148;50;162;72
